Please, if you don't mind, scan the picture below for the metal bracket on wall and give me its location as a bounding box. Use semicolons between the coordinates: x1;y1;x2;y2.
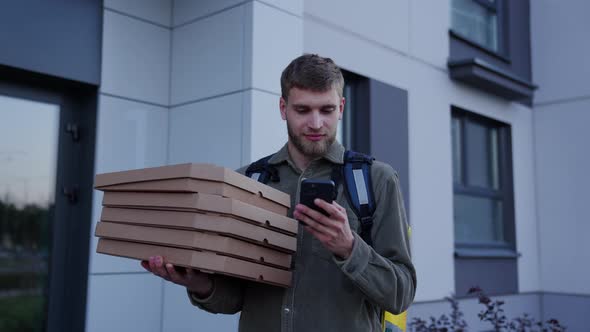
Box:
62;185;79;204
65;122;80;142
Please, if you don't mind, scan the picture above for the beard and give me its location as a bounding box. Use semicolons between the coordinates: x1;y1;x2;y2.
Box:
287;121;336;159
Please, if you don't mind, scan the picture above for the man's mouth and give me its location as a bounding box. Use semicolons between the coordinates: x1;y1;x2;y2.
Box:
304;134;325;142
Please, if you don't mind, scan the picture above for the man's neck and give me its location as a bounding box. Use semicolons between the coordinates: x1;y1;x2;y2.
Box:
286;141;314;172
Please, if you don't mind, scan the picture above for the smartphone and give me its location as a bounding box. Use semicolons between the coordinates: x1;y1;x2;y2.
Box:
299;179;337;217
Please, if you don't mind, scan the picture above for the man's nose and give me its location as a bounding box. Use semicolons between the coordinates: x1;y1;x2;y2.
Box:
308;111;322;129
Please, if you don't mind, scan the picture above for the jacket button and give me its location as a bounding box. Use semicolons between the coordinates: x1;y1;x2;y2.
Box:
284;308;290;314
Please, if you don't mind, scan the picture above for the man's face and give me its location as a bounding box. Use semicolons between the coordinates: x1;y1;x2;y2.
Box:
280;87;344;159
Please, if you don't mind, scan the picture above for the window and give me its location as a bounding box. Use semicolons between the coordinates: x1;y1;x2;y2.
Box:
452;107;517;295
451;0;502;53
448;0;536;101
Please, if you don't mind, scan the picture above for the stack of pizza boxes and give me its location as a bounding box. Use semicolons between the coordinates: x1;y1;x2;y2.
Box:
93;163;296;288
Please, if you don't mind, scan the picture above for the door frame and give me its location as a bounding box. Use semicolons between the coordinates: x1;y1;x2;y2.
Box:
0;65;98;332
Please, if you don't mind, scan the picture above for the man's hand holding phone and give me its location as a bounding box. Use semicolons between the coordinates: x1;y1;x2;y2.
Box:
294;179;355;260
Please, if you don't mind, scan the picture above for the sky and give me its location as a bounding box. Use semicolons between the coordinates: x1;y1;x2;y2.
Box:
0;94;59;208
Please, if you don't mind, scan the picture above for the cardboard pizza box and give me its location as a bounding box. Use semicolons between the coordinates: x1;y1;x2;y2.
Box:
94;163;290;215
102;191;297;235
97;238;292;287
100;207;297;252
95;221;292;269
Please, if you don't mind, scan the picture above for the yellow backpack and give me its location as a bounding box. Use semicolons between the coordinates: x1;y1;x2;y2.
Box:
382;311;407;332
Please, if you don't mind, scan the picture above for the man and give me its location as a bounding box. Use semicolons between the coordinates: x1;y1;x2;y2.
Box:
141;54;416;331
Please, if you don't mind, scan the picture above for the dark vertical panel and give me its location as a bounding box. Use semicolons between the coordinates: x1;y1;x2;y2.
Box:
351;79;371;155
508;0;532;80
0;0;102;85
368;80;410;220
454;257;518;296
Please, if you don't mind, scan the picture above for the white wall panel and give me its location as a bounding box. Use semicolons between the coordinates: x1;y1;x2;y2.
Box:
173;0;244;27
89;95;168;274
169;93;244;170
535;99;590;294
511;108;542;292
94;95;169;174
532;1;590;104
304;0;409;54
409;0;449;68
104;0;172;27
85;274;162;332
250;1;303;94
259;0;303;16
247;89;288;162
304;18;414;91
162;282;240;332
171;6;245;105
406;65;456;301
101;10;170;105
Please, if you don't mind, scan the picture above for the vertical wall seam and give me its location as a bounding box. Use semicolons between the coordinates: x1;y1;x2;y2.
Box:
167;0;174;166
531;109;543;292
159;279;165;332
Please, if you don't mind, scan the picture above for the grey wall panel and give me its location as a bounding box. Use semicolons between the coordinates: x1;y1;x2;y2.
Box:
0;0;102;85
369;80;410;219
542;293;590;332
454;257;518;297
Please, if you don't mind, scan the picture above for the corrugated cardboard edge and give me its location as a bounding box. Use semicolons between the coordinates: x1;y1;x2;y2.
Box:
217;166;290;208
94;163;290;208
102;191;298;235
94;178;288;216
99;207;297;252
95;221;292;269
97;238;292;287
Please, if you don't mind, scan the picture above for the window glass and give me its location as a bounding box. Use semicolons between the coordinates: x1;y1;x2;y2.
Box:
452;110;510;247
0;94;60;331
466;120;499;189
451;0;498;51
451;117;462;184
454;194;504;243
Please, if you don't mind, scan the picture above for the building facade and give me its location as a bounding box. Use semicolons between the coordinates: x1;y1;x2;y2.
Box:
0;0;588;331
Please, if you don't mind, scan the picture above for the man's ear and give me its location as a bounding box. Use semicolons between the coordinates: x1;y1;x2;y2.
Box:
280;97;287;120
339;97;345;120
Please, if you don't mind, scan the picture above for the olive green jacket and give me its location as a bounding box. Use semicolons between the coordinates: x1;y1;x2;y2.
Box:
188;142;416;332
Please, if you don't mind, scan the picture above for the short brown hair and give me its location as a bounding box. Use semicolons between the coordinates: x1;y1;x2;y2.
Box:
280;54;344;101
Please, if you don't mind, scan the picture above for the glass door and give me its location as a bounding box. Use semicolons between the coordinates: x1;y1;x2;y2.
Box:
0;95;60;331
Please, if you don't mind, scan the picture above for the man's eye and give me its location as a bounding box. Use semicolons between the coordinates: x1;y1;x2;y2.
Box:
321;108;335;113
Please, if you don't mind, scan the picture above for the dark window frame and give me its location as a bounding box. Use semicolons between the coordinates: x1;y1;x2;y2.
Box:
450;0;509;60
0;65;97;332
452;106;518;296
452;107;516;252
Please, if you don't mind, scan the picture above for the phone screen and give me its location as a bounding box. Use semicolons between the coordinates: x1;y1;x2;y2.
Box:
299;179;336;216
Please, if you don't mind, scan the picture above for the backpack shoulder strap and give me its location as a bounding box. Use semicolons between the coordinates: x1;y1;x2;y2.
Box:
245;154;279;184
333;150;376;246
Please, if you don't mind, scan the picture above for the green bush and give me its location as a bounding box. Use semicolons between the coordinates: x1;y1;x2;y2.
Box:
0;295;45;332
